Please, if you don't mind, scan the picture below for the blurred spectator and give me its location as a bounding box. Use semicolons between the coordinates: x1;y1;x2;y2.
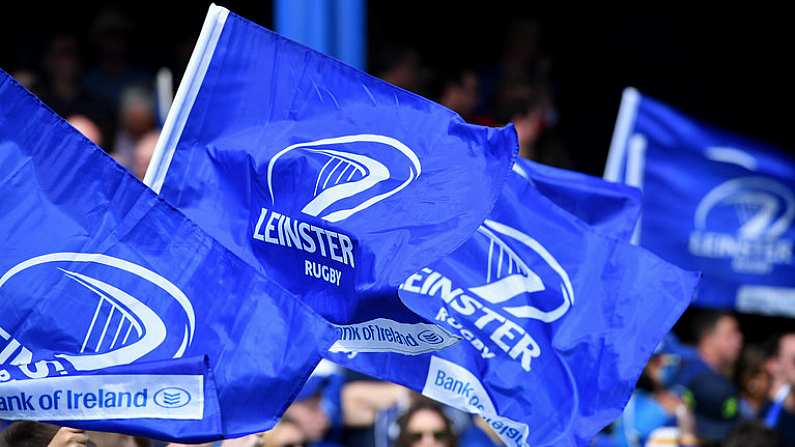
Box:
371;46;425;93
67;115;104;147
430;66;479;121
671;311;743;444
0;423;150;447
493;82;569;168
478;19;551;117
260;419;306;447
9;67;39;93
722;420;783;447
499;19;550;89
285;360;344;447
677;311;743;384
2;422;60;447
494;83;544;160
83;431;143;447
396;400;457;447
683;372;739;445
114;86;156;168
133;130;159;180
47;427;89;447
83;7;151;109
40;34;113;148
219;432;265;447
610;353;692;446
762;333;795;446
734;345;772;419
341;379;411;447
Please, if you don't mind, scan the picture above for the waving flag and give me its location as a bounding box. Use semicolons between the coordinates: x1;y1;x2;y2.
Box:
0;69;336;441
605;88;795;317
513;158;641;240
144;5;516;353
326;162;695;446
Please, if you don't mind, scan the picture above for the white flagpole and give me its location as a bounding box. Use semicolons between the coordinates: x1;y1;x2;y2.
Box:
144;3;229;193
604;87;641;181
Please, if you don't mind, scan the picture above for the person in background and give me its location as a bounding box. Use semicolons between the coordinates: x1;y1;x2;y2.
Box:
1;422;63;447
493;81;569;168
83;431;144;447
40;35;113;149
672;310;743;444
67;115;104;147
430;66;480;122
734;345;772;419
1;423;145;447
722;420;783;447
370;46;425;94
610;351;693;447
9;67;40;95
113;86;156;169
341;377;412;447
132;130;159;180
83;7;151;110
762;332;795;447
285;361;344;447
260;419;306;447
396;400;457;447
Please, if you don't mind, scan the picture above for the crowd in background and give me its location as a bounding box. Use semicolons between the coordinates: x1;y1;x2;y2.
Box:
2;6;795;447
7;8;568;181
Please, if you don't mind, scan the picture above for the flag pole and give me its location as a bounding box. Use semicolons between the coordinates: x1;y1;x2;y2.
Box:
604;87;640;181
144;4;229;193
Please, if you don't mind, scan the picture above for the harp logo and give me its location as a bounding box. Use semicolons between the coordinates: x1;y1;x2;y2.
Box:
689;177;794;273
0;253;195;379
266;134;421;223
469;220;574;323
401;219;574;372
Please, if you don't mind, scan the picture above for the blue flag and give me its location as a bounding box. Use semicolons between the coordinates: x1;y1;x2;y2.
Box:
144;5;516;354
0;70;336;441
513;158;641;241
605;88;795;317
327;163;696;446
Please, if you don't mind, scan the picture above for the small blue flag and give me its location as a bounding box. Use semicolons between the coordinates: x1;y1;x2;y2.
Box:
605;88;795;317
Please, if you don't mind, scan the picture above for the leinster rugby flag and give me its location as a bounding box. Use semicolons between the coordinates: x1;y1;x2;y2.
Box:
605;88;795;317
144;5;516;354
327;160;696;446
0;70;336;441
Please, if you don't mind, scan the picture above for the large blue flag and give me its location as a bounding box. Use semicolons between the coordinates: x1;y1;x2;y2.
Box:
605;88;795;317
0;70;336;441
327;162;696;446
144;5;516;354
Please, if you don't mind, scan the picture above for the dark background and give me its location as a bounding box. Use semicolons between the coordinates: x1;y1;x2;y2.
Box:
5;4;795;174
2;3;794;337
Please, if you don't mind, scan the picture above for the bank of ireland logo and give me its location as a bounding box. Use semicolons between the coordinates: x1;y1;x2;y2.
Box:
0;253;195;374
467;219;574;323
154;387;192;409
689;177;795;273
417;329;445;345
266;135;421;223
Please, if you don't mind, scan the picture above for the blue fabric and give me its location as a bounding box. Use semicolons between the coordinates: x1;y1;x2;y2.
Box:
150;8;516;355
608;90;795;315
0;69;336;441
513;158;641;241
329;167;698;446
